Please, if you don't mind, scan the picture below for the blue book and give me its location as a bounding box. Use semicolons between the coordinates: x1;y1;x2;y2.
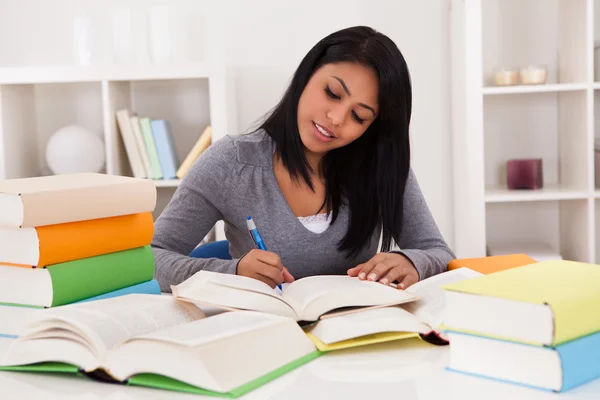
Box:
150;119;179;179
446;330;600;392
77;279;161;303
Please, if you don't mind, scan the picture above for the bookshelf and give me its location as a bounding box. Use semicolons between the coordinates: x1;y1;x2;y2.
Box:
0;63;237;241
450;0;599;263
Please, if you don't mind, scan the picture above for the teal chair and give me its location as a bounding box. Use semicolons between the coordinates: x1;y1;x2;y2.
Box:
189;240;232;260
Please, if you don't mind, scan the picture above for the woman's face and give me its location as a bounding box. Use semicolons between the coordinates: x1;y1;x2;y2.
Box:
297;62;379;156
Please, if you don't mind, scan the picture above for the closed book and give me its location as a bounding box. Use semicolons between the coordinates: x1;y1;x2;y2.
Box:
0;173;156;228
0;295;320;398
447;254;537;274
138;118;163;179
115;109;147;179
441;260;600;346
0;246;154;307
176;126;211;179
150;119;179;179
447;331;600;392
0;212;153;267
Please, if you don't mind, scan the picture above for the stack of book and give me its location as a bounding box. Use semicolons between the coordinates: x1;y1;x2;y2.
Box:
116;109;212;181
441;260;600;392
0;173;161;339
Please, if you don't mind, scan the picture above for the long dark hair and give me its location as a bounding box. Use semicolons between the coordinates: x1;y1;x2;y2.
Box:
259;26;412;258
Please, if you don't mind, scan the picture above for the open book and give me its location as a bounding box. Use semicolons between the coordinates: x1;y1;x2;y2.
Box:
172;271;419;322
304;268;483;351
0;294;320;397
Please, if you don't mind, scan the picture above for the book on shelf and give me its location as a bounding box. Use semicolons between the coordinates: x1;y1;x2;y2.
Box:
441;260;600;346
0;173;156;228
172;270;420;323
176;125;212;179
138;117;164;180
304;267;483;351
446;330;600;393
129;115;154;179
447;253;537;274
0;279;161;339
0;212;153;267
115;109;148;179
0;294;321;398
150;119;179;180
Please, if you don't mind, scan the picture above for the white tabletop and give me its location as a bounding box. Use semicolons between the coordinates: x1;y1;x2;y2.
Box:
1;336;598;400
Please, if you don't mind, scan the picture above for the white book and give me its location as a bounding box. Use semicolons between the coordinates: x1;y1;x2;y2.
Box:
0;294;318;396
115;109;147;179
172;270;420;322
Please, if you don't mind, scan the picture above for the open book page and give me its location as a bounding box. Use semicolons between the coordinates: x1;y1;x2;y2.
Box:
174;274;298;320
173;270;282;300
307;306;431;345
402;268;482;329
23;294;204;360
132;311;287;348
282;276;418;320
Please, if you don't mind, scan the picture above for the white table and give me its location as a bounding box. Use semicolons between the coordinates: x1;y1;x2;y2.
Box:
1;336;598;400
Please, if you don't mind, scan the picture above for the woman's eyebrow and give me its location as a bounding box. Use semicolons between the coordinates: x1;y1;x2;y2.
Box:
331;75;376;116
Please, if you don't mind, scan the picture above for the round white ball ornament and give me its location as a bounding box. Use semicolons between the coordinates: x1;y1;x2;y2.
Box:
45;125;105;174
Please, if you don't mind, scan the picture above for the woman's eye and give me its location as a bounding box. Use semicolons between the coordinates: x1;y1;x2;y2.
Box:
324;86;341;100
352;111;365;124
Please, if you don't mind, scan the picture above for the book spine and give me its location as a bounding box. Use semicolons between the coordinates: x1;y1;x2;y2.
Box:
48;246;155;307
36;212;154;267
20;180;157;228
558;331;600;391
76;279;161;303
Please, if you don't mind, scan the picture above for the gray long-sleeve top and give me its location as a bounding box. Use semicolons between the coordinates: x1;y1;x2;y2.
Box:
151;130;455;292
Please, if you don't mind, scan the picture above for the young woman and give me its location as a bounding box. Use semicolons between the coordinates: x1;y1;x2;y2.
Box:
151;25;455;292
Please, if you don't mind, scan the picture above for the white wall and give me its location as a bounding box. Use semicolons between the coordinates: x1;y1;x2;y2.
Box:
0;0;455;249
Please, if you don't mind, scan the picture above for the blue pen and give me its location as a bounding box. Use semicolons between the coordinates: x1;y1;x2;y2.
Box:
246;216;282;290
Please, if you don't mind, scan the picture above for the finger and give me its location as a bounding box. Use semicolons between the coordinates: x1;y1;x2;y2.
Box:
397;270;419;290
249;271;279;288
255;251;284;271
347;264;363;276
257;263;286;285
366;261;394;282
282;267;295;283
379;267;406;286
356;254;387;280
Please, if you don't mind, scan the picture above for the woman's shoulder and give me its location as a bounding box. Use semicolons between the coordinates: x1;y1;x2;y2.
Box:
203;129;273;168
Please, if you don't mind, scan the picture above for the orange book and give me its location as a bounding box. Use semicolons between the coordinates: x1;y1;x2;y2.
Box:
0;212;154;268
447;254;537;275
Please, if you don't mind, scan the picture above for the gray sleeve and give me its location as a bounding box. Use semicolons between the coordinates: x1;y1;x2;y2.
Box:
151;136;239;292
392;169;456;280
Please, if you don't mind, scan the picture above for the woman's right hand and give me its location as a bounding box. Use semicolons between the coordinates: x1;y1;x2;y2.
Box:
237;249;295;288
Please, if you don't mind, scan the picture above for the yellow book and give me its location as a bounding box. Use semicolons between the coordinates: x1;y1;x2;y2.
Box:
441;260;600;346
305;330;420;352
176;126;212;179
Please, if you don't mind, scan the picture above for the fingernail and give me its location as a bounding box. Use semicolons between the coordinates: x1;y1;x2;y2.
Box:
399;283;405;289
358;272;366;279
380;278;388;285
367;273;376;281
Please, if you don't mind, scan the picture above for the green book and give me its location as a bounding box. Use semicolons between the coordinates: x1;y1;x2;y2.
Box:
0;246;154;307
0;295;321;398
139;117;164;179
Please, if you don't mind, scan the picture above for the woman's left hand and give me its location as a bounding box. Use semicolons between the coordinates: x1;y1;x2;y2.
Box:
347;252;419;289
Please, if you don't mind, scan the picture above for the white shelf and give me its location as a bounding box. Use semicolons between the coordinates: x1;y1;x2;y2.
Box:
0;64;212;84
485;185;590;203
451;0;596;264
482;82;588;95
154;179;181;188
